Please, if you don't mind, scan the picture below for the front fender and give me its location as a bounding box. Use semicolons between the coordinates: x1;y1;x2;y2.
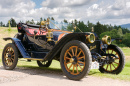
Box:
43;32;90;61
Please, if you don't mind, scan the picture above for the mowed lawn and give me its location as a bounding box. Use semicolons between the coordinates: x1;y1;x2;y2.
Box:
0;27;130;81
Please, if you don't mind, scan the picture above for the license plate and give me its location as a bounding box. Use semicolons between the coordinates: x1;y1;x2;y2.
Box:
91;61;99;69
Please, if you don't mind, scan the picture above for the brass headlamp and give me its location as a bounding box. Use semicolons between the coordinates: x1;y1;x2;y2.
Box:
46;29;53;41
102;35;111;45
86;33;95;43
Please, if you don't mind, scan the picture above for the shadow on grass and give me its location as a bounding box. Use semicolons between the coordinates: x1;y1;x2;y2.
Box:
0;65;101;81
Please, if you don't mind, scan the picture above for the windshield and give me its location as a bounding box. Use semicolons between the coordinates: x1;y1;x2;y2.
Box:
49;19;70;31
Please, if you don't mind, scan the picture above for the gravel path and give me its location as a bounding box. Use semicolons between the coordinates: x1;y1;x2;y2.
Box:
0;66;130;86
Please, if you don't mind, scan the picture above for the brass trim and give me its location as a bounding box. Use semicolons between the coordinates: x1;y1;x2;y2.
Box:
86;33;95;43
102;35;111;45
24;58;43;61
46;29;53;41
90;45;96;51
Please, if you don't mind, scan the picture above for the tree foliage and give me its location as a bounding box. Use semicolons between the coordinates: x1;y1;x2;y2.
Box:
1;17;130;47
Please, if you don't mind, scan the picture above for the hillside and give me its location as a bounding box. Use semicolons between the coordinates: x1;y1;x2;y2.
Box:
120;23;130;30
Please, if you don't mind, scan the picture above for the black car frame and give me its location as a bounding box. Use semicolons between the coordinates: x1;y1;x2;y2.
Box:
2;18;125;80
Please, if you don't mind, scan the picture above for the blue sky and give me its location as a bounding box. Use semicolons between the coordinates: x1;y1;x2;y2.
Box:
0;0;130;25
32;0;44;8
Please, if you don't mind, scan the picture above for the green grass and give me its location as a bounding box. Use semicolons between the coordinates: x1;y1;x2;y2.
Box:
0;27;130;81
17;59;130;81
90;61;130;81
121;47;130;56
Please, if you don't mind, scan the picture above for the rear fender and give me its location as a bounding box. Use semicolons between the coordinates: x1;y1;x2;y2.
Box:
3;37;31;58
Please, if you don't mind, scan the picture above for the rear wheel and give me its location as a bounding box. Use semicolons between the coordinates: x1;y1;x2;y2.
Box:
2;43;19;70
60;40;92;80
99;45;125;74
37;60;52;67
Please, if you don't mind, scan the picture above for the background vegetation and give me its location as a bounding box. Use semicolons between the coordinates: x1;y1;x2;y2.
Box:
1;17;130;47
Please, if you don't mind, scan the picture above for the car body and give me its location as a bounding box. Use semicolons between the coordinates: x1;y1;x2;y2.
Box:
2;19;125;80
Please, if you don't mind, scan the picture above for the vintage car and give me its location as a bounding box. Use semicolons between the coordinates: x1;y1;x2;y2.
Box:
2;18;125;80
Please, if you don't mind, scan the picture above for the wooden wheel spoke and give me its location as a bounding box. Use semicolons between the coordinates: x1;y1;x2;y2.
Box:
7;59;10;62
72;65;75;73
5;56;8;58
71;48;74;56
115;53;118;55
115;58;119;60
111;50;113;54
6;62;8;65
112;63;116;69
110;64;112;71
65;57;70;60
66;62;71;64
108;50;109;54
106;64;109;70
75;47;77;56
68;52;73;58
11;55;14;57
78;64;83;70
11;51;14;54
68;64;73;70
11;58;14;62
76;65;78;73
113;62;119;64
77;51;82;57
78;56;85;59
78;61;85;64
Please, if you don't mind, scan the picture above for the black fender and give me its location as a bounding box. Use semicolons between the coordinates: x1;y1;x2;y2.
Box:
43;32;91;61
3;37;31;58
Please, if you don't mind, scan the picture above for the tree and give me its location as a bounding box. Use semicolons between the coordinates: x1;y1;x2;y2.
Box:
10;18;17;27
36;21;40;25
0;21;3;27
44;18;46;21
67;23;73;31
40;17;43;22
117;28;123;38
64;19;68;23
122;33;130;47
100;29;120;39
87;21;95;32
51;17;54;20
30;19;35;24
94;21;104;37
26;20;30;24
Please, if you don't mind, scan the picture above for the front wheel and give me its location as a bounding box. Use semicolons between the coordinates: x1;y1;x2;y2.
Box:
99;45;125;74
60;40;92;80
2;43;19;70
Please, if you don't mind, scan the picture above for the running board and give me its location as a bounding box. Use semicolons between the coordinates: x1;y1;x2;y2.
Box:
24;58;43;61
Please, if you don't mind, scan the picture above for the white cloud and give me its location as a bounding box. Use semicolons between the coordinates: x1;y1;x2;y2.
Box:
41;0;96;8
126;2;130;8
0;0;130;26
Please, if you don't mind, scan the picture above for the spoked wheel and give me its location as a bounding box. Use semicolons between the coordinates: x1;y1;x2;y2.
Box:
60;40;92;80
2;43;18;70
99;45;125;74
37;60;52;67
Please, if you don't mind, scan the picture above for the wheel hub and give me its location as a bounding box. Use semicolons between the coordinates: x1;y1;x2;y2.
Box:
70;58;74;63
70;56;78;64
106;55;115;64
8;54;11;59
